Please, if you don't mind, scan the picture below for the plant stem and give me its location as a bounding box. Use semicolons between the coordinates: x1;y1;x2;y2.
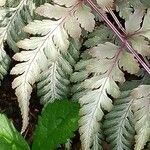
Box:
107;8;126;34
86;0;150;74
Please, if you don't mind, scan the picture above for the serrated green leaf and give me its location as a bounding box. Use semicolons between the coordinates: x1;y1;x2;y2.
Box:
32;100;80;150
0;114;29;150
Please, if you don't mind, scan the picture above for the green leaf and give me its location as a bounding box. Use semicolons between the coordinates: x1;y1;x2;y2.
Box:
0;139;12;150
32;100;80;150
0;114;29;150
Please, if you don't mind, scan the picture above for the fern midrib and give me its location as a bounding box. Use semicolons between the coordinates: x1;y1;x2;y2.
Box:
49;61;58;100
108;7;126;34
116;99;134;149
92;132;102;149
83;46;123;146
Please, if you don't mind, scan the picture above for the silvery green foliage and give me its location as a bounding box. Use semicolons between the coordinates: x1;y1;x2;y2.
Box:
0;0;34;52
0;0;150;149
131;85;150;150
104;91;135;150
37;39;81;104
0;0;34;84
71;2;150;149
10;0;95;132
71;41;140;149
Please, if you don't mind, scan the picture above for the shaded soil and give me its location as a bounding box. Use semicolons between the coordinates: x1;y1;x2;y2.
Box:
0;75;111;150
0;75;42;145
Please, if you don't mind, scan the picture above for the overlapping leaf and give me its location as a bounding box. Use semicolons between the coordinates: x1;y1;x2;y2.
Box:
104;91;135;150
0;0;34;84
0;114;29;150
32;100;79;150
11;0;95;132
71;42;140;149
37;39;80;104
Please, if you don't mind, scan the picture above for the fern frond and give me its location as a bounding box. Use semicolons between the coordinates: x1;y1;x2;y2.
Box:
104;91;135;150
0;0;34;52
0;45;10;84
79;77;118;149
131;85;150;150
37;39;80;104
0;0;34;83
72;42;140;149
37;60;69;104
11;0;95;132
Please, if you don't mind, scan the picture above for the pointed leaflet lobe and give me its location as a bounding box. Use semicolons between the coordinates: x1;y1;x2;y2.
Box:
35;2;95;34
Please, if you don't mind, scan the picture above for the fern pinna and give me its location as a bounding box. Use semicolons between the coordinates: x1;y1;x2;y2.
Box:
0;0;150;149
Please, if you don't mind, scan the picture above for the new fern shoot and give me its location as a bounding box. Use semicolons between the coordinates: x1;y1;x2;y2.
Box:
0;0;150;150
